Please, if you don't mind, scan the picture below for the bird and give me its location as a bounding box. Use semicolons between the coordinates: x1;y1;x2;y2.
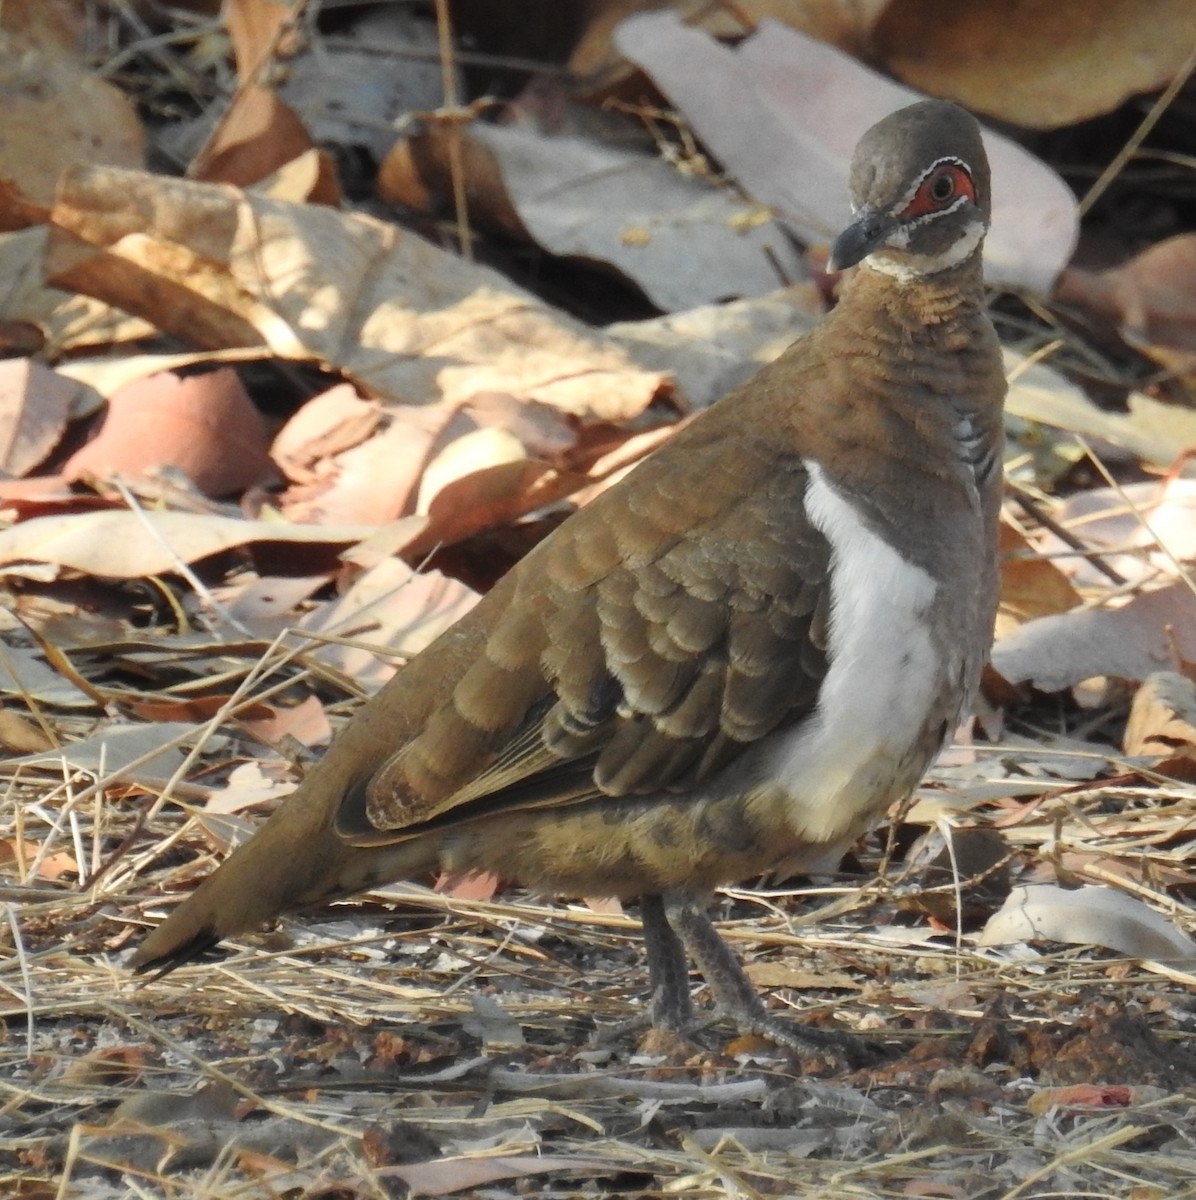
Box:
132;99;1006;1057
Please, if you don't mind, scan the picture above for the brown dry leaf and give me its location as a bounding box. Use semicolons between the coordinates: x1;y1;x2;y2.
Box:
270;383;383;484
0;837;77;881
416;427;526;513
61;1046;146;1088
0;644;96;707
594;0;1185;179
192;86;340;204
5;722;195;787
992;581;1196;692
41;165;667;418
0;705;54;753
380;1155;612;1196
1055;236;1196;373
219;572;333;640
464;392;578;461
56;348;266;405
382;116;805;311
0;18;144;206
996;518;1081;635
277;405;456;526
614;11;1077;293
203;761;297;816
873;0;1196;130
1003;348;1196;470
903;1183;967;1200
277;392;624;534
188;0;334;191
435;870;502;902
1046;479;1196;588
1026;1085;1135;1116
64;369;275;498
571;0;893;85
744;961;859;990
226;0;287;76
240;694;332;748
119;695;272;725
297;558;479;691
274;4;446;161
1124;671;1196;759
0;359;84;476
609;286;825;410
979;884;1196;966
0;510;377;580
0;473;85;507
405;459;597;562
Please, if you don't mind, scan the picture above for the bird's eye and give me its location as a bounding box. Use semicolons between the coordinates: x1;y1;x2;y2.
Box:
899;161;977;220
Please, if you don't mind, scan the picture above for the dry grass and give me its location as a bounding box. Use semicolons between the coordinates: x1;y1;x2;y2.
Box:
4;679;1196;1198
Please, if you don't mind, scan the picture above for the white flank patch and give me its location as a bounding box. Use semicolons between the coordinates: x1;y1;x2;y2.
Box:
772;464;941;841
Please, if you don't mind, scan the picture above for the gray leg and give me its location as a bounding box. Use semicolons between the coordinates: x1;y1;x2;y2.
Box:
640;893;695;1030
662;890;876;1063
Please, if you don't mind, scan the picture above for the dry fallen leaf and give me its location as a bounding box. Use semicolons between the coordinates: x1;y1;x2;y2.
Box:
40;165;668;420
609;286;825;410
239;694;332;749
1045;478;1196;587
872;0;1196;130
0;837;77;881
614;11;1077;292
0;358;84;476
0;19;144;205
382;117;805;311
297;557;479;691
1124;671;1196;760
1026;1084;1135;1116
1055;235;1196;373
979;884;1196;965
0;509;377;580
270;383;384;485
992;581;1196;692
64;369;276;498
379;1154;613;1196
4;722;196;788
188;0;339;199
996;518;1081;636
1003;348;1196;471
277;404;457;526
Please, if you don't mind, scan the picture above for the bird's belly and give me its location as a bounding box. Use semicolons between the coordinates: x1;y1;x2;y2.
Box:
439;789;812;897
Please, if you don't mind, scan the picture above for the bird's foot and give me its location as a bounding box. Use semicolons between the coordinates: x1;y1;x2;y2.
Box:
660;891;884;1069
719;1008;884;1069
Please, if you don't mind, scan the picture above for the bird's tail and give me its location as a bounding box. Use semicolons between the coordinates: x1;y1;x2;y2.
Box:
129;774;434;976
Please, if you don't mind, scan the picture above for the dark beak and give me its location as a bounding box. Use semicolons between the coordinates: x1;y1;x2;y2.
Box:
828;209;895;272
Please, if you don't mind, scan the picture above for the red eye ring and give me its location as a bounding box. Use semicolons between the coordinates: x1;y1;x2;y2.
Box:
900;162;976;220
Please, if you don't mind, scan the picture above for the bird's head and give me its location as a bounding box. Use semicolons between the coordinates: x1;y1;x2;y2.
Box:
829;100;991;280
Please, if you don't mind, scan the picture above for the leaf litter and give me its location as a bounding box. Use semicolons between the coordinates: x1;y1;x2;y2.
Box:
2;2;1196;1198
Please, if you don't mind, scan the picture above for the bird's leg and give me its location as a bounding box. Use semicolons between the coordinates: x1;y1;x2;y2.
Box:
593;894;697;1043
662;890;879;1064
640;892;696;1031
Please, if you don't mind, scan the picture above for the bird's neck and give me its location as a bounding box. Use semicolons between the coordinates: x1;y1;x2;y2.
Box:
793;249;1004;577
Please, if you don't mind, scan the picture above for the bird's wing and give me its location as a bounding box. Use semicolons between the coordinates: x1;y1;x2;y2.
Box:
337;413;833;846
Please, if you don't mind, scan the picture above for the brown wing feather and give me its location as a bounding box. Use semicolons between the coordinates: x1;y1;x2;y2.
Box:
337;418;832;845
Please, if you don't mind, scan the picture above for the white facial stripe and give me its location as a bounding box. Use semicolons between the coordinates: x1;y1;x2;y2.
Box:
864;218;985;282
903;192;969;229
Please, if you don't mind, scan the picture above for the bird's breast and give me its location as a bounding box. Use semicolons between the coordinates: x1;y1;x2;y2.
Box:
757;460;988;849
